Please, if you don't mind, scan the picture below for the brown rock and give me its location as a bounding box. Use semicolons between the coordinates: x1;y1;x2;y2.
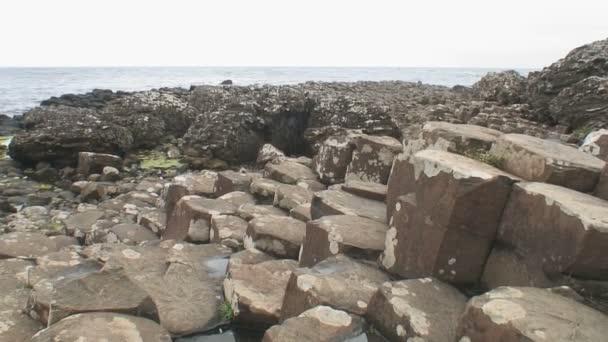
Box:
300;215;388;267
227;249;276;271
215;170;258;197
312;134;356;185
290;203;312;222
281;255;389;320
346;134;402;184
342;180;387;201
224;259;298;326
380;150;518;285
218;191;256;207
273;184;313;210
491;133;605;192
31;313;172;342
311;190;387;223
244;216;306;259
210;214;249;249
250;177;283;200
0;310;42;341
237;203;287;221
0;232;64;259
579;129;608;161
163;171;218;223
257;143;285;165
595;163;608;201
164;196;236;242
264;306;366;342
265;160;318;184
77;152;123;176
457;286;608;342
367;278;467;342
416;121;502;155
138;208;166;234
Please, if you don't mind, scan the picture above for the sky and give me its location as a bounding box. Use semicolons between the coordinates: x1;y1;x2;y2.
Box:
0;0;607;68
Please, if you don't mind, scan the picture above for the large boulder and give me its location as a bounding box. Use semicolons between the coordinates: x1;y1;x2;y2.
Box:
526;38;608;127
345;134;402;184
580;129;608;161
472;70;526;105
8;106;133;166
457;286;608;342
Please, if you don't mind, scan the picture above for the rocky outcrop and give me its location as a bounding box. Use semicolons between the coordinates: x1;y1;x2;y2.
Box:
472;70;526;105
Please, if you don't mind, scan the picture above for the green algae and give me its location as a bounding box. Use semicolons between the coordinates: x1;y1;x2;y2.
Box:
0;135;12;160
135;150;184;170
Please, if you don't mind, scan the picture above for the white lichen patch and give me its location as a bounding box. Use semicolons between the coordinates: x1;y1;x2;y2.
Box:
108;316;143;342
389;297;430;336
481;299;526;324
301;306;352;327
381;227;398;269
487;287;524;299
121;249;141;259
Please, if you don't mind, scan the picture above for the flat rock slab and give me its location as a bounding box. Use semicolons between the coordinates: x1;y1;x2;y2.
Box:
218;191;256;207
210;214;249;249
250;177;283;199
290;203;312;222
138;208;167;234
367;278;467;342
300;215;388;267
164;196;236;241
497;182;608;280
312;134;356;184
492;133;605;192
93;223;158;245
63;209;105;236
0;232;64;259
346;134;402;184
457;286;608;342
342;180;387;201
164;171;218;218
31;313;172;342
264;306;366;342
227;249;276;271
77;152;123;175
215;171;258;197
381;150;518;285
273;184;313;210
416;121;503;154
281;255;390;320
237;204;287;221
0;310;42;342
311;190;387;224
580;129;608;161
28;249;86;287
245;216;306;259
265;160;318;184
224;259;298;327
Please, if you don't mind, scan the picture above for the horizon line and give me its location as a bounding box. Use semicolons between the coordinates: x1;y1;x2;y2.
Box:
0;65;541;70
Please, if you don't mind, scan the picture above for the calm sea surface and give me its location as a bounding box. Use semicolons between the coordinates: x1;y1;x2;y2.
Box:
0;67;533;116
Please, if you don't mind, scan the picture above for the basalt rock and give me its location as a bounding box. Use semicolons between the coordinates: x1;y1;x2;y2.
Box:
472;70;526;105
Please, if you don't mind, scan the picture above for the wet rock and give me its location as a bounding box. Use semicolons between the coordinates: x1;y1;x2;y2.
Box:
257;144;285;165
0;232;65;259
380;150;518;285
31;312;172;342
244;216;306;259
281;255;389;319
311;134;356;184
164;196;236;242
457;286;608;342
215;171;258;197
77;152;123;176
218;191;256;207
579;129;608;161
472;70;526;105
367;278;466;342
289;203;312;222
342;180;387;201
237;203;287;221
345;134;402;184
311;189;387;223
273;184;313;210
264;306;366;342
300;215;388;267
491;133;605;192
224;259;298;326
264;160;318;185
210;214;249;249
495;182;608;282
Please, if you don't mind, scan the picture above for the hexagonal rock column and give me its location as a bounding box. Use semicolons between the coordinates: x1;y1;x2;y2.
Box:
214;170;259;197
163;171;218;222
380;150;518;285
281;255;390;320
237;204;287;221
579;129;608;161
244;216;306;259
77;152;123;176
250;177;283;202
224;259;298;327
300;215;388;267
496;182;608;281
342;180;387;201
345;134;403;184
210;214;249;249
218;191;256;207
456;287;608;342
264;306;366;342
273;184;313;210
311;134;356;184
265;160;318;185
491;133;605;192
366;278;466;342
415;121;503;155
163;196;236;241
31;313;172;342
311;190;387;224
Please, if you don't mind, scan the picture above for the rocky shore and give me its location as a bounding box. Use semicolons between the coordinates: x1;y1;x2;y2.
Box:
0;39;607;341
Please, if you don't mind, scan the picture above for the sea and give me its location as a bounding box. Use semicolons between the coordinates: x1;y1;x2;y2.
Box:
0;67;534;117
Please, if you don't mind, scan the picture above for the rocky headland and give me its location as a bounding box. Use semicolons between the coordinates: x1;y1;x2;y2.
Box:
0;39;607;341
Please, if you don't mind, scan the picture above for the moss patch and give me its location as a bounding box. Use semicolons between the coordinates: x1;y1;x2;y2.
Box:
465;149;505;169
0;136;12;160
573;126;594;140
135;150;184;170
218;301;233;321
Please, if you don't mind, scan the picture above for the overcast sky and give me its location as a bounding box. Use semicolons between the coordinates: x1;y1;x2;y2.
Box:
0;0;606;68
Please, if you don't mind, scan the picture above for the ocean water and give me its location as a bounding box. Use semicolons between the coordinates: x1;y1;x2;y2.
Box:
0;67;533;116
